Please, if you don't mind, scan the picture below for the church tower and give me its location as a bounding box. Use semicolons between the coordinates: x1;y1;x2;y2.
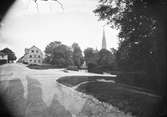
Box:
102;28;107;49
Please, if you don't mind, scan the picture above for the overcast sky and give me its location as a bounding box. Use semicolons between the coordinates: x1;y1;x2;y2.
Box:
0;0;119;59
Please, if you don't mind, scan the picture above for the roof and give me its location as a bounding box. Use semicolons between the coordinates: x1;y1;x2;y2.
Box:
29;45;42;51
0;52;6;56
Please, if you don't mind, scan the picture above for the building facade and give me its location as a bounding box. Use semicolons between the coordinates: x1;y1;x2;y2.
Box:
0;52;8;60
21;46;43;65
0;52;8;65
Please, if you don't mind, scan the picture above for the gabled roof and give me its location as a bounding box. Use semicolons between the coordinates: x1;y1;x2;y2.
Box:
29;45;40;50
25;45;43;55
17;56;24;62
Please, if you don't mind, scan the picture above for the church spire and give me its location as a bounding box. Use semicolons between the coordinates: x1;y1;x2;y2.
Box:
102;28;107;49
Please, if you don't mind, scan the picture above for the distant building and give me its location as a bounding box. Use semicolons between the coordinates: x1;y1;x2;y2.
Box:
0;52;8;65
102;28;107;49
17;56;24;63
18;46;43;65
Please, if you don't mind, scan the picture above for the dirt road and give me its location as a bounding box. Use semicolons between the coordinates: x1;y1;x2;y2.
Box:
0;63;132;117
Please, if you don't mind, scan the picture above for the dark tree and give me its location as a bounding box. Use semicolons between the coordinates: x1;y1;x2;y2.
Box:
44;41;73;67
72;43;84;68
84;48;98;65
94;0;167;115
94;0;166;90
84;48;99;70
98;49;116;69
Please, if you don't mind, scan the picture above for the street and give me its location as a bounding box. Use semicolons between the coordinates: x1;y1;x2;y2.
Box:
0;63;132;117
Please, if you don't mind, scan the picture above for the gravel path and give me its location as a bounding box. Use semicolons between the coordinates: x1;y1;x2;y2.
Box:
0;63;133;117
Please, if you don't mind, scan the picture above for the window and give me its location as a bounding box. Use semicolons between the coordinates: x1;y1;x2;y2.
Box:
38;60;40;63
29;55;32;58
36;50;38;53
38;55;40;58
30;60;32;62
31;50;34;53
34;60;36;63
34;55;36;58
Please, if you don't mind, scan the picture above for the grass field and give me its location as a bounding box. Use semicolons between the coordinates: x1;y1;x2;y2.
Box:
27;64;60;69
57;76;162;117
57;76;115;87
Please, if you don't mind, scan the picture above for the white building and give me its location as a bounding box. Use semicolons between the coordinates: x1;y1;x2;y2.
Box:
21;46;43;65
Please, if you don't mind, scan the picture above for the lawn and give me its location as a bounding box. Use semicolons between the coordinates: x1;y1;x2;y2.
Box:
57;76;115;87
27;64;60;69
57;76;162;117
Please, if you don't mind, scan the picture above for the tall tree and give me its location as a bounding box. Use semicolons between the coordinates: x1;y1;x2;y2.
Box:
84;48;99;69
94;0;167;91
98;49;116;69
94;1;167;115
72;43;84;68
44;41;73;67
0;48;17;62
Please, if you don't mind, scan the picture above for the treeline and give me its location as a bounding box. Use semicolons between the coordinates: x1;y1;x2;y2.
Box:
84;48;117;73
43;41;84;68
94;0;167;95
43;41;117;72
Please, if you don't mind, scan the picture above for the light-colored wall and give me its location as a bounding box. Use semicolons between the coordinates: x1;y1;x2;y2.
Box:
0;55;8;60
23;46;43;65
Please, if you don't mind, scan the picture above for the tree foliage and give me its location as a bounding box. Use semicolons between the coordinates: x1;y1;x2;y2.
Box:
94;0;166;69
84;48;117;72
72;43;84;68
98;49;116;67
94;0;167;94
84;48;99;67
44;41;73;67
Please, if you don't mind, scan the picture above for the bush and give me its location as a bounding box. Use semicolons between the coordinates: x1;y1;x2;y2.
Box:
66;66;78;71
27;64;59;69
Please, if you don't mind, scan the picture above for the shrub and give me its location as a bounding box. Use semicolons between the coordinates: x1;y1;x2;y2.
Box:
66;65;78;71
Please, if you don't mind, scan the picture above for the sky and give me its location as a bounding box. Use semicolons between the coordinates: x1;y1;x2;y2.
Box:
0;0;119;59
